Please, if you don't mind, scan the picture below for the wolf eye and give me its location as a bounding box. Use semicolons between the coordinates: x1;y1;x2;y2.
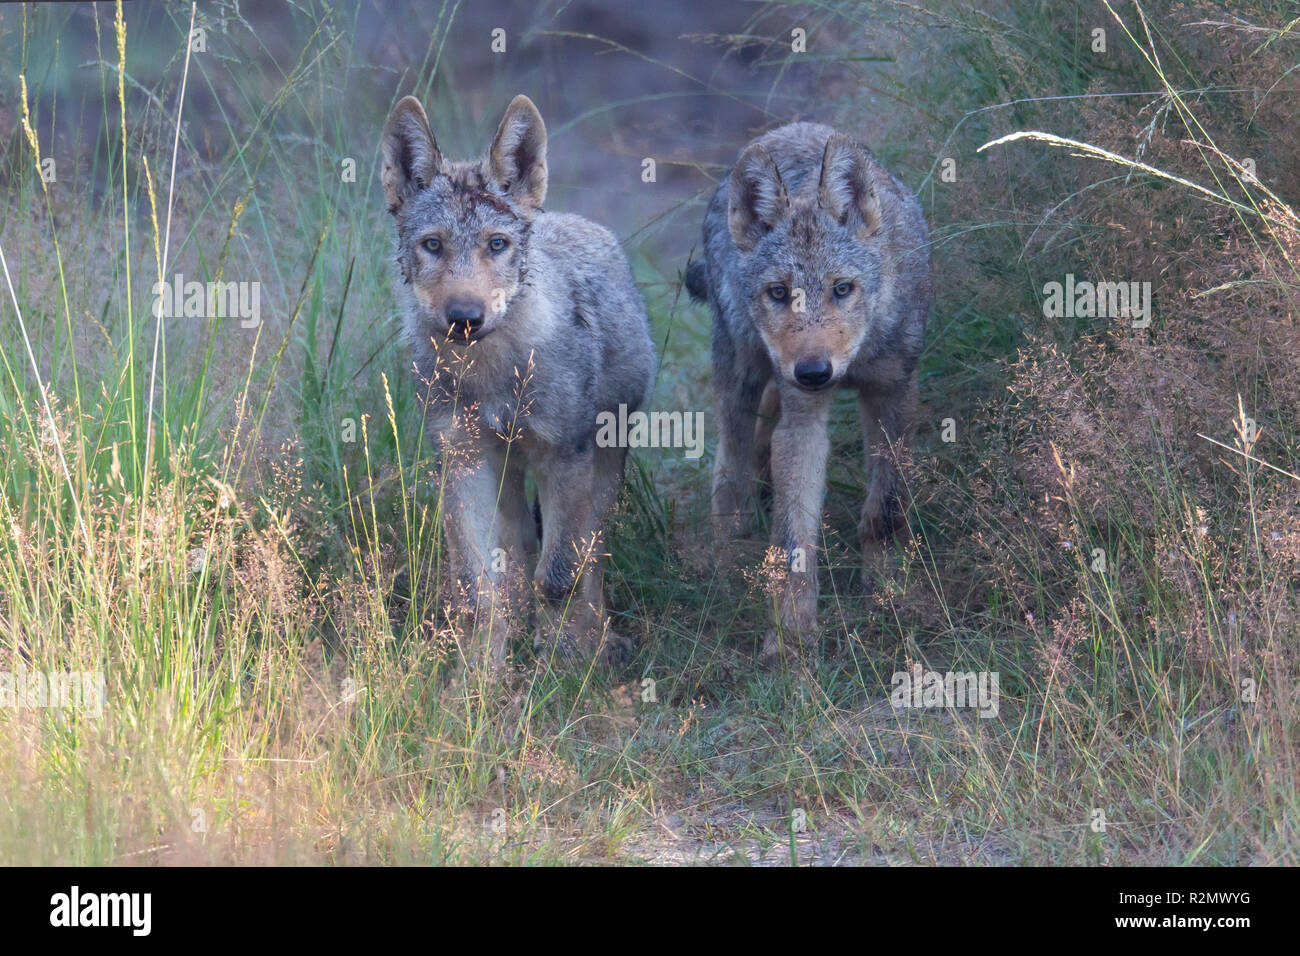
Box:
488;235;509;253
421;237;442;255
832;280;854;299
767;284;788;303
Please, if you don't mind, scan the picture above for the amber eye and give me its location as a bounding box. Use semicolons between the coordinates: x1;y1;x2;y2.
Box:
488;235;508;253
421;237;442;255
767;284;788;302
832;280;854;299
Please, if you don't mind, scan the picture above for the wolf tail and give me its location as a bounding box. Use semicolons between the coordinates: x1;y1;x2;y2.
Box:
684;258;708;303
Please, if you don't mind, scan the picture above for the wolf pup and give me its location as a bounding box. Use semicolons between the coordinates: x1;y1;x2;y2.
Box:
686;123;930;663
381;94;656;671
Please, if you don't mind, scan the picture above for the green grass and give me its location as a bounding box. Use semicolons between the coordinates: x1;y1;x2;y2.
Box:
0;0;1296;865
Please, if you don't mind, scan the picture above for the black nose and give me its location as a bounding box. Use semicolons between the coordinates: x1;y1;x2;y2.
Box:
793;357;834;390
446;299;485;336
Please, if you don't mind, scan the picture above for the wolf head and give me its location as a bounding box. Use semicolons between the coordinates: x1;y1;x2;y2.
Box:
728;133;886;392
381;94;547;344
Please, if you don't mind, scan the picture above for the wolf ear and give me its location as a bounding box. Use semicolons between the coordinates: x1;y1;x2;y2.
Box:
381;96;442;215
818;134;882;238
490;95;548;211
728;144;790;252
811;133;883;238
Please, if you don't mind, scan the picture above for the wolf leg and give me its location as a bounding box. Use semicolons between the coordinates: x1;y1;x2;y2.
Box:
761;387;831;665
530;443;601;662
497;451;537;615
858;376;917;561
581;443;635;664
437;437;524;674
752;380;780;493
711;354;766;542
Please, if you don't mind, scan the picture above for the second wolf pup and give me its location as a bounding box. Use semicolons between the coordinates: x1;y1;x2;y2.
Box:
686;123;930;662
381;94;656;670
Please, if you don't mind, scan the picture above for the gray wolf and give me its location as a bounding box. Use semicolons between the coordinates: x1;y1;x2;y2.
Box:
381;93;656;671
686;122;930;663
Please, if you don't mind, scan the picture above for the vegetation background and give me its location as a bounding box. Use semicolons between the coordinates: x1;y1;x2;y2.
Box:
0;0;1296;864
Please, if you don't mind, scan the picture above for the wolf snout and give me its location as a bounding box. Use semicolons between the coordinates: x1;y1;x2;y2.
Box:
792;356;835;391
445;297;487;338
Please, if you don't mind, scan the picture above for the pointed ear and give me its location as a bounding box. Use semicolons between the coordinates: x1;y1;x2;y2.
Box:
490;94;547;211
381;96;442;215
728;144;790;251
818;134;882;238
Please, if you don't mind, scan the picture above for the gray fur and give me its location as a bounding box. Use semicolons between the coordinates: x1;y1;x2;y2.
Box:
383;94;656;671
690;122;930;662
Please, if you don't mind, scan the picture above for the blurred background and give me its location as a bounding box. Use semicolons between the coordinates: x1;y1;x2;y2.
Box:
2;0;890;267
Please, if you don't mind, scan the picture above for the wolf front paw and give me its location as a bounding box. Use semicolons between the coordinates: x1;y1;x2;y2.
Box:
456;615;513;680
533;616;637;670
590;625;638;669
758;626;817;667
859;492;910;548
